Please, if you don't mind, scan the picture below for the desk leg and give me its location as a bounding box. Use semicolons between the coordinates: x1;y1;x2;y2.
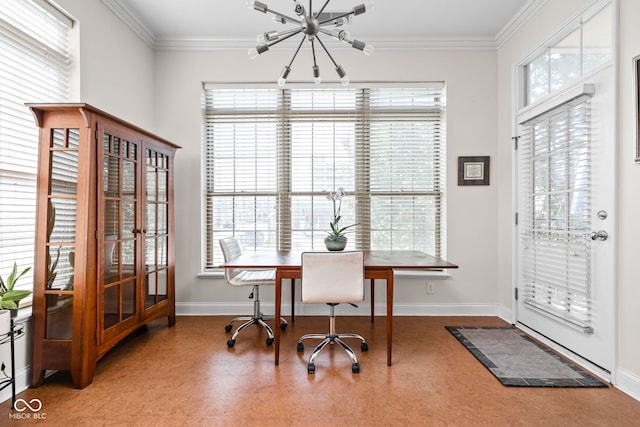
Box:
386;270;394;366
274;269;283;366
370;279;375;323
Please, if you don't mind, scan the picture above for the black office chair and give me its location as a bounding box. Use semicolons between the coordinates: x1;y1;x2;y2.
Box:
296;251;368;374
219;237;287;347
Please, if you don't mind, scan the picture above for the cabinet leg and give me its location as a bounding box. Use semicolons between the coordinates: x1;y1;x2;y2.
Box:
30;370;45;388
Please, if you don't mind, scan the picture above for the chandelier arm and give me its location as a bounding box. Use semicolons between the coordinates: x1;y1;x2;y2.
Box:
311;38;318;66
317;10;355;26
263;9;302;25
315;0;331;17
267;28;304;48
315;34;339;68
286;35;307;68
267;27;303;40
317;27;340;40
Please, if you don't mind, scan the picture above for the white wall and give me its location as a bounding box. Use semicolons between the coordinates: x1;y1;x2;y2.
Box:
616;0;640;397
56;0;156;129
152;47;501;316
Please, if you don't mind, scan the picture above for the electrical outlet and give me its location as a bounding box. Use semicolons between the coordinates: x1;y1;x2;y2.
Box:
426;282;434;294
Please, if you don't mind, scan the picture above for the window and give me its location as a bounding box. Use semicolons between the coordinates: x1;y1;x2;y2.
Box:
0;0;72;293
203;85;446;269
518;93;593;330
525;3;611;105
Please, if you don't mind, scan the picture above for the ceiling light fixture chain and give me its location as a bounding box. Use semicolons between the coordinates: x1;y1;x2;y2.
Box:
246;0;374;86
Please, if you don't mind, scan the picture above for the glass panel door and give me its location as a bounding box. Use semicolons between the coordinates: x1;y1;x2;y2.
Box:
102;132;139;331
144;148;169;308
45;128;78;340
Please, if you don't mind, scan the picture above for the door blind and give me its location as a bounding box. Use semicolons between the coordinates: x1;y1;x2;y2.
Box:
518;94;593;331
0;0;71;292
203;85;446;269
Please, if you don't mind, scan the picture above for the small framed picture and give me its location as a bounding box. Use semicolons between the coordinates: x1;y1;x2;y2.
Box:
458;156;490;186
635;55;640;163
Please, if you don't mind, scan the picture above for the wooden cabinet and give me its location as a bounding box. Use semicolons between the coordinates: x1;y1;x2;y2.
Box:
28;104;179;388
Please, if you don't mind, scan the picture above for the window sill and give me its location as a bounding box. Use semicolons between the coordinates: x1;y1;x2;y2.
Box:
12;305;32;323
393;270;451;279
197;271;225;279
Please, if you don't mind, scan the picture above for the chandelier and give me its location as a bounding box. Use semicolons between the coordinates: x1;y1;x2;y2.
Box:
246;1;374;86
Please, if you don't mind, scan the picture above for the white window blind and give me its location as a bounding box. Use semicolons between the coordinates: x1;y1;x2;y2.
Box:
518;94;593;331
203;85;446;269
0;0;72;292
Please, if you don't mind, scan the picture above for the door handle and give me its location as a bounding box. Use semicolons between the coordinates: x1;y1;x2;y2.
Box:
591;230;608;241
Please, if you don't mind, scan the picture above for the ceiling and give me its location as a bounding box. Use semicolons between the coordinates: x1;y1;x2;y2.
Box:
102;0;542;49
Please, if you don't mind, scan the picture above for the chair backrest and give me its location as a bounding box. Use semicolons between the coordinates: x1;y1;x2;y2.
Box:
219;237;242;282
301;251;364;304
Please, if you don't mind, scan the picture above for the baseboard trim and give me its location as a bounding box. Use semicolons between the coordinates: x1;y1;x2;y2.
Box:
616;368;640;402
176;302;502;317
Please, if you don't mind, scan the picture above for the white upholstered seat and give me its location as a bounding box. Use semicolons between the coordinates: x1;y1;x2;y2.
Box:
219;237;286;347
296;251;368;374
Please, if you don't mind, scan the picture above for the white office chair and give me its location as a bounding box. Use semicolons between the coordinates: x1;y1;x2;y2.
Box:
296;251;368;374
219;237;287;347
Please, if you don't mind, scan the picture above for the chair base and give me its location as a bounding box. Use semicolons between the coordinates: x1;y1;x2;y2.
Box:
225;286;287;347
296;304;368;374
225;315;288;347
297;333;368;373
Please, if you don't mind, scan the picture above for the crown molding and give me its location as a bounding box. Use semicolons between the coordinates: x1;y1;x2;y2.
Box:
100;0;155;47
154;37;500;51
495;0;547;48
103;0;545;52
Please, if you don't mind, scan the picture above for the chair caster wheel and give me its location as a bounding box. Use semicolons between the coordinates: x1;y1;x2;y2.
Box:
227;339;236;348
352;363;360;374
297;342;304;352
361;342;368;352
280;323;287;331
307;364;315;374
266;337;274;346
224;324;232;333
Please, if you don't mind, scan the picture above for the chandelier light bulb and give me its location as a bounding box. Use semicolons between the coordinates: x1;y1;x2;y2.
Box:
354;2;375;15
338;30;352;44
248;44;269;59
247;1;268;13
258;31;279;43
293;1;305;16
362;44;374;55
313;65;321;84
335;65;349;86
278;65;291;86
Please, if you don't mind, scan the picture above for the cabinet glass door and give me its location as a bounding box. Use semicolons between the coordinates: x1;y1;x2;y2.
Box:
45;128;79;339
102;133;138;330
144;148;170;309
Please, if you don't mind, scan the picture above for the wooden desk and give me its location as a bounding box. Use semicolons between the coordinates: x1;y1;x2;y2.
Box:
220;250;458;366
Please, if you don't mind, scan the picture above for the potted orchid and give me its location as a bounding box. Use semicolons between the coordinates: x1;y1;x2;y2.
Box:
325;187;357;251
